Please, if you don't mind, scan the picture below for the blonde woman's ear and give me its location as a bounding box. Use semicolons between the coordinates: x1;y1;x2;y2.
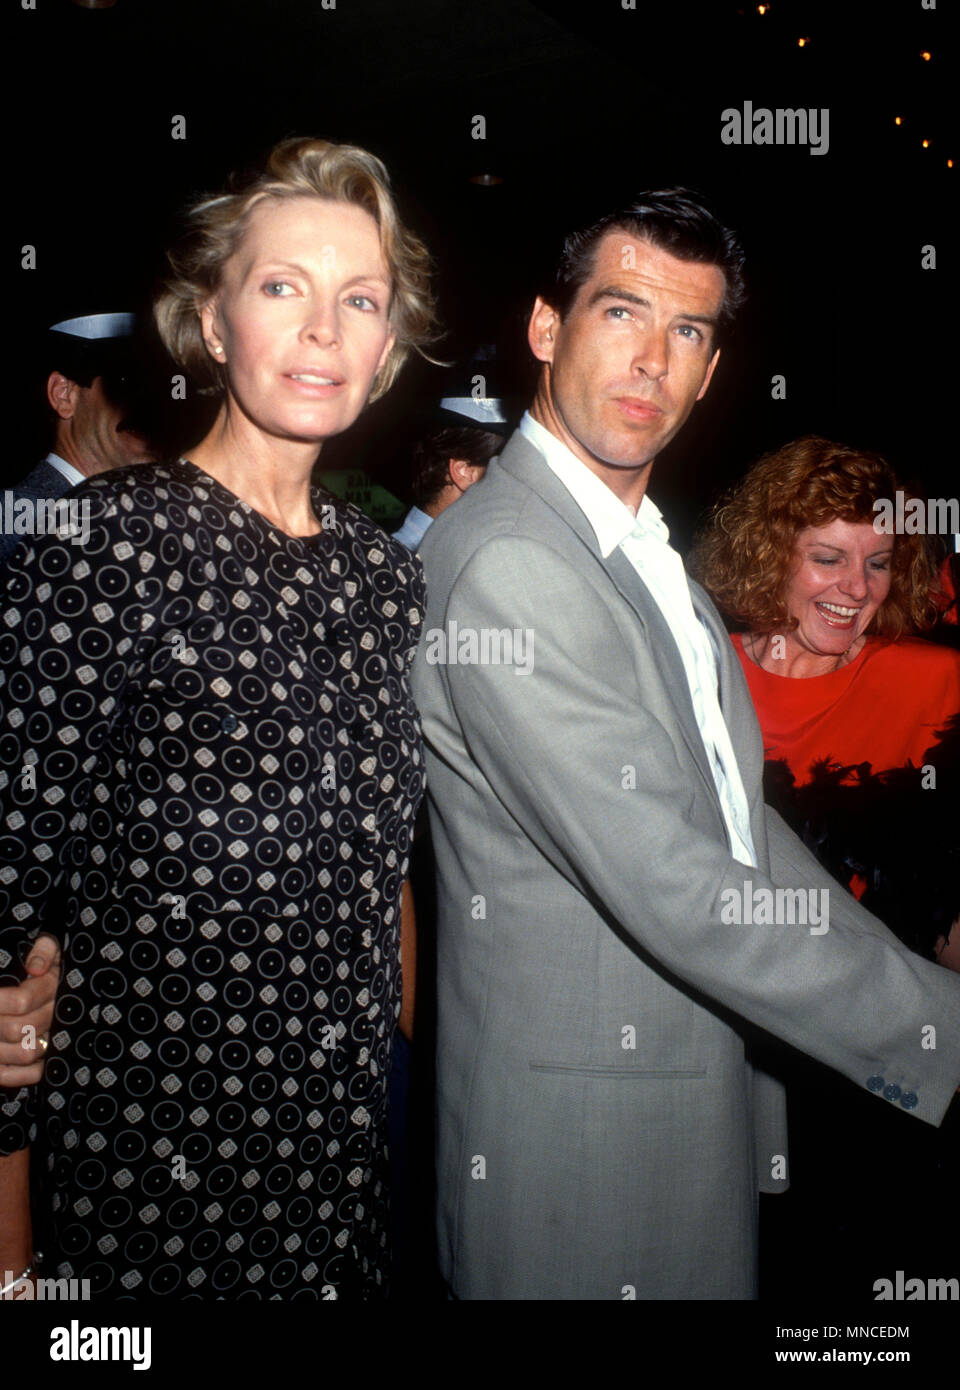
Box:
199;301;226;362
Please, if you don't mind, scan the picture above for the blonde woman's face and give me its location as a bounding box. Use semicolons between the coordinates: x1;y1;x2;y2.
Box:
201;196;395;443
783;519;894;657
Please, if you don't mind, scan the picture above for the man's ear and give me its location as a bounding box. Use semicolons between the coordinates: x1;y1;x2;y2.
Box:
696;347;721;402
447;458;486;493
528;296;561;366
46;372;80;420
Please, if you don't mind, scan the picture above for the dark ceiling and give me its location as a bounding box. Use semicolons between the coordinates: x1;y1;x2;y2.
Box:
11;0;954;536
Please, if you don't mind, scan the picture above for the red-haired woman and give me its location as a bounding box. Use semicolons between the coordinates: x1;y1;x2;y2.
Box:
694;435;960;1296
694;435;960;967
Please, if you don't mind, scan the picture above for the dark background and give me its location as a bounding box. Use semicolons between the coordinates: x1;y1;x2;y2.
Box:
11;0;955;549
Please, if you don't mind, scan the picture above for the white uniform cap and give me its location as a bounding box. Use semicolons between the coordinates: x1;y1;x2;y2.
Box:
49;312;136;339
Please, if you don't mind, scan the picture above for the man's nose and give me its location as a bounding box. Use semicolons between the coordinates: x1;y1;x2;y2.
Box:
632;327;668;381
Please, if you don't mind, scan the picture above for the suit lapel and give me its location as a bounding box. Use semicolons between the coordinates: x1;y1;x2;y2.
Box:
497;431;722;806
689;577;765;802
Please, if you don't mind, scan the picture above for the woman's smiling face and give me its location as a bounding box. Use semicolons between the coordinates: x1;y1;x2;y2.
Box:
781;518;894;659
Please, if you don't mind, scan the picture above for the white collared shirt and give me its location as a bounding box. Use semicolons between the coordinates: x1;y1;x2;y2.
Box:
519;412;756;866
45;452;85;489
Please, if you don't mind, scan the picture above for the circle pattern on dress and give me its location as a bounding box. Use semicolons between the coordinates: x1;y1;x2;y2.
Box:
0;459;425;1299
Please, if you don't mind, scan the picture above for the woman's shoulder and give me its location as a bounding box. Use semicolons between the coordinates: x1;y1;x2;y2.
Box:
71;458;214;518
310;488;425;634
862;634;960;680
313;488;423;576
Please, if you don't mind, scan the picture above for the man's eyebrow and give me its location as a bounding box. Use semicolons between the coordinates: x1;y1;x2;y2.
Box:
586;286;718;325
587;286;650;309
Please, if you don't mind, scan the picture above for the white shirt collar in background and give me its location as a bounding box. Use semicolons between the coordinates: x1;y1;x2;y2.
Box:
45;453;85;488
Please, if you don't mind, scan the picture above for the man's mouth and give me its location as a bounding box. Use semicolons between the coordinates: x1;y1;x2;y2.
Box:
615;397;663;420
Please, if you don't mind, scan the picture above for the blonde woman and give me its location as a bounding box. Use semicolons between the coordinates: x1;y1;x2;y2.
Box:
0;138;437;1300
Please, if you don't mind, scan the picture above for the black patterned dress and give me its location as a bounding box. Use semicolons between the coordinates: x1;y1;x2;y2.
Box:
0;459;425;1300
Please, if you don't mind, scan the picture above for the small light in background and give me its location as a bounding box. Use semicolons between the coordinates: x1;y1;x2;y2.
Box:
71;1;119;8
797;37;810;48
469;173;504;186
922;139;931;149
921;51;932;62
948;159;954;169
894;116;903;126
757;4;769;14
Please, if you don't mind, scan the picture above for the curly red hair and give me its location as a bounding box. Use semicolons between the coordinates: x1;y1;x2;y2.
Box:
691;436;941;638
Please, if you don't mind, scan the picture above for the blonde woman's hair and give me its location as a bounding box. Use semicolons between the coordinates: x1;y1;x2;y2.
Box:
154;137;439;400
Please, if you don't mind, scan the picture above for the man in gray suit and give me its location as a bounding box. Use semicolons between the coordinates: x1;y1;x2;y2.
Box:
411;190;960;1299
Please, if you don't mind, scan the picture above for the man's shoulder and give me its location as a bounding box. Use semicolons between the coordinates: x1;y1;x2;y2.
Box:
6;460;69;501
420;433;578;582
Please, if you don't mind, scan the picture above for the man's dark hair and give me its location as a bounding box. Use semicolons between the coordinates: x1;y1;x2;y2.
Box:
411;425;502;509
544;188;746;338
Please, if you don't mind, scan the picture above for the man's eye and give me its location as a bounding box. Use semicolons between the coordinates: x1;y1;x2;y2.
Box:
263;281;294;297
676;325;703;341
604;306;632;320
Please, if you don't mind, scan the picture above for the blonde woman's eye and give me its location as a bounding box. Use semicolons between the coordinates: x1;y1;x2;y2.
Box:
346;294;378;311
263;281;294;297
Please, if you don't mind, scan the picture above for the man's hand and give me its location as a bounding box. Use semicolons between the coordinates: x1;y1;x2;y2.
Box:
0;935;61;1086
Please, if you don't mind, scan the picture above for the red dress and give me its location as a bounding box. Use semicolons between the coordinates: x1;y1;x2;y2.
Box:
731;633;960;784
733;636;960;1298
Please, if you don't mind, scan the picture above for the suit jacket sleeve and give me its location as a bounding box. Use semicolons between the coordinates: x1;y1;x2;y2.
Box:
426;533;960;1126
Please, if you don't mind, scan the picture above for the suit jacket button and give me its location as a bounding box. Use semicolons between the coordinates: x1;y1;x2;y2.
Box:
221;713;239;733
900;1091;918;1110
866;1074;885;1092
883;1083;902;1102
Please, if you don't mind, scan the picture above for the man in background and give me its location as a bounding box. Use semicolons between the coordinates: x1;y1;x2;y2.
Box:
1;312;153;563
393;373;510;551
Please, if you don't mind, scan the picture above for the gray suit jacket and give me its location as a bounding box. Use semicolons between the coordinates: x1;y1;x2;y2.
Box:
411;429;960;1300
0;459;72;563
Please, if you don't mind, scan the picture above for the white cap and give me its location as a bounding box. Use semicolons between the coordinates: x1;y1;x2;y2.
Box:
439;395;509;428
49;312;136;340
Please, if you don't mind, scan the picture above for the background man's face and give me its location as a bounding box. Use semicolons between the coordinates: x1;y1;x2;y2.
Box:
534;232;724;472
69;375;152;471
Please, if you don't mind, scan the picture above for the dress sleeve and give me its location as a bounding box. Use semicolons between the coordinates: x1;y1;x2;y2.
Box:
0;489;152;1154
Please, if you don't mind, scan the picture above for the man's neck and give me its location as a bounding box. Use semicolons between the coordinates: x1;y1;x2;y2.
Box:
528;395;654;514
51;441;95;478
